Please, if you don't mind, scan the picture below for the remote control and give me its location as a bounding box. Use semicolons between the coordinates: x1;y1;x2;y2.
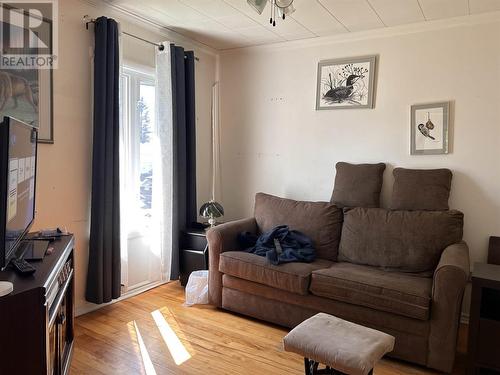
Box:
10;258;36;275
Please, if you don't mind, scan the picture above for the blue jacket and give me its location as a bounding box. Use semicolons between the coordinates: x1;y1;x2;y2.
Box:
238;225;316;265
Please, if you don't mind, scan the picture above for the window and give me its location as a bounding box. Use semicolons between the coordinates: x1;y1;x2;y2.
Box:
122;67;156;222
120;65;163;292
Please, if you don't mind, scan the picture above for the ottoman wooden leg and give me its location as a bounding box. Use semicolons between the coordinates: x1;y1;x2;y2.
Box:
304;357;374;375
304;358;315;375
304;358;341;375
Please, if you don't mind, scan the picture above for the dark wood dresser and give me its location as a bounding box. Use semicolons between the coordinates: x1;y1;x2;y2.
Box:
0;235;75;375
179;229;208;286
467;262;500;374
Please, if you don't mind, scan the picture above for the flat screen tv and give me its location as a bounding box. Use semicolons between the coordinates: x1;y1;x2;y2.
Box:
0;117;38;270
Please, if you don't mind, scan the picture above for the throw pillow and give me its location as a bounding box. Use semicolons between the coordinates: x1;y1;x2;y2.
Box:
391;168;452;211
330;162;386;208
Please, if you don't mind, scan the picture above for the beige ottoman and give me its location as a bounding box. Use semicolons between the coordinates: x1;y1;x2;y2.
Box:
283;313;395;375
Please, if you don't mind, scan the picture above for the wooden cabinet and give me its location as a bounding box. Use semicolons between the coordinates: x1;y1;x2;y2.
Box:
467;262;500;374
0;236;75;375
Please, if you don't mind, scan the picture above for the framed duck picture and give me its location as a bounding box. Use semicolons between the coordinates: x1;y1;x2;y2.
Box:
410;102;450;155
316;55;376;110
0;7;54;143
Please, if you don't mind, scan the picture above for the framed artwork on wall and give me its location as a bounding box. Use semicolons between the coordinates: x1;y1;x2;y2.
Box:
0;7;54;143
316;55;376;110
410;102;449;155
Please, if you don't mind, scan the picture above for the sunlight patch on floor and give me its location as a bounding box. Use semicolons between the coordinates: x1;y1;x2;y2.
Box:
151;309;192;365
132;320;158;375
157;306;196;353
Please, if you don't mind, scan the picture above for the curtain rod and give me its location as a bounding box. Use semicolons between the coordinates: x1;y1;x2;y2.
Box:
84;15;200;61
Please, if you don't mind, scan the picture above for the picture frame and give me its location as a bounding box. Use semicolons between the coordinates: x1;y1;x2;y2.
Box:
410;102;449;155
316;55;376;110
0;6;54;143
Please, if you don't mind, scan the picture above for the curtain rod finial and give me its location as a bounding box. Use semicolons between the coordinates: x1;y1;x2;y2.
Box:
84;15;95;30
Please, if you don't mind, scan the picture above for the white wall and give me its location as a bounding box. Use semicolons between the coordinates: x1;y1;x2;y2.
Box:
33;0;218;314
219;14;500;270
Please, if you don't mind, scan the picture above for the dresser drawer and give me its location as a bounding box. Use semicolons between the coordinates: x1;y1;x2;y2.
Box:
182;231;207;251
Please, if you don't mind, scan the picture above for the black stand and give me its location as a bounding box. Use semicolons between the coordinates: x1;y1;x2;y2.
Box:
304;358;373;375
0;236;75;375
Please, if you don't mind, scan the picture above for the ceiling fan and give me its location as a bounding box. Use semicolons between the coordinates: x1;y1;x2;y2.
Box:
247;0;295;27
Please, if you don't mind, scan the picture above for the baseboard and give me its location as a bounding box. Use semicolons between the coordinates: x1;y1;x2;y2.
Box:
75;280;170;317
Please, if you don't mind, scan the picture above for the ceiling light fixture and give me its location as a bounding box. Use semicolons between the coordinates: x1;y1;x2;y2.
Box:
247;0;295;27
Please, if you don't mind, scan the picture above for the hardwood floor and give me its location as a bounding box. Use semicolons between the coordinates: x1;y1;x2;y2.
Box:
71;282;467;375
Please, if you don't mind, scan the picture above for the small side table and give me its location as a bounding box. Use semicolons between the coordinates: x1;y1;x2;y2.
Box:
179;229;208;286
467;262;500;374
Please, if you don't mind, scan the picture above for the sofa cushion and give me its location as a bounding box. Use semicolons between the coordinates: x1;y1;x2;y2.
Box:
338;208;464;274
219;251;333;295
254;193;343;261
391;168;452;211
331;162;386;208
310;263;432;320
222;274;430;338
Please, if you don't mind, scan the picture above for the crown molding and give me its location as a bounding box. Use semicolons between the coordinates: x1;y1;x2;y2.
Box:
220;10;500;55
76;0;219;57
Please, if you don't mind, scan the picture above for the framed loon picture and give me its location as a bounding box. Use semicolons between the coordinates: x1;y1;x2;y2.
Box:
316;55;376;110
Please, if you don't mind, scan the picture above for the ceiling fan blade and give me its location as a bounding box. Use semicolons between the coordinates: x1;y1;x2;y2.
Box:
247;0;268;15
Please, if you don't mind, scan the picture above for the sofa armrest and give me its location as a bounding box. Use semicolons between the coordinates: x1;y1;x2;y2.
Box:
207;218;258;307
428;241;470;372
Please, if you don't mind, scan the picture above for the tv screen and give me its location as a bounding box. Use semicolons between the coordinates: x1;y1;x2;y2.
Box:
0;117;37;269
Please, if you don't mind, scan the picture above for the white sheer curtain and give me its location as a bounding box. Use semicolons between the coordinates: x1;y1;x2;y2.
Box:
154;43;174;281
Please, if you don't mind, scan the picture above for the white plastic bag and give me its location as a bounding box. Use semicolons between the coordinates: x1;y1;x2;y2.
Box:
184;270;209;306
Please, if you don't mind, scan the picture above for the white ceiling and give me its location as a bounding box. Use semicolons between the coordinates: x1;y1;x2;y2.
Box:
102;0;500;50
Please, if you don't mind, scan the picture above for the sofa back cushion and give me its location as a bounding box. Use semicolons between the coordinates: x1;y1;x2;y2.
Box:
390;168;452;211
254;193;343;261
338;208;464;274
331;162;386;208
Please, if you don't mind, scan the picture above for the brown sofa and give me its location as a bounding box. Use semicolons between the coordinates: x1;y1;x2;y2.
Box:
207;169;470;373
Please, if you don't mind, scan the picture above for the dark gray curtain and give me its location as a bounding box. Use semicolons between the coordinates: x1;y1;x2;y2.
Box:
86;17;121;304
170;45;196;281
